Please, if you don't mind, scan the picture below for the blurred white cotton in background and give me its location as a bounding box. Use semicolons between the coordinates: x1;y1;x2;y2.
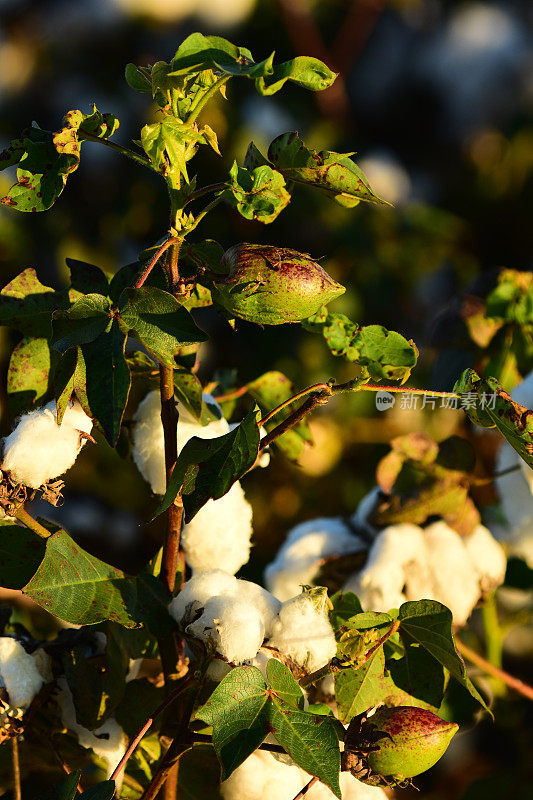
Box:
358;152;411;205
0;638;44;709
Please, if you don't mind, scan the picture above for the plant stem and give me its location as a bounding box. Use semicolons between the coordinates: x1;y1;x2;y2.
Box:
14;506;52;539
79;129;152;169
187;76;230;124
259;383;331;427
185;182;227;205
259;391;332;450
456;638;533;702
361;384;461;399
481;594;506;697
190;732;286;755
140;738;192;800
134;238;178;289
213;385;250;403
292;776;319;800
11;738;21;800
187;195;224;233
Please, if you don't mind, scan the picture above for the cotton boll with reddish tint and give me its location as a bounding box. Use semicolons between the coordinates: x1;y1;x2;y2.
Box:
2;399;92;488
267;592;337;671
265;517;367;601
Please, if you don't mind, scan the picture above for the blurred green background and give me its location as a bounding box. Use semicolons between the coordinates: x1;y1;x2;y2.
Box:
0;1;532;797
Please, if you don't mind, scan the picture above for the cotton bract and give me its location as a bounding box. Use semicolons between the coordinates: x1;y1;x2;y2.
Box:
267;592;337;671
220;749;388;800
132;390;254;575
1;399;93;489
0;637;44;709
265;517;367;601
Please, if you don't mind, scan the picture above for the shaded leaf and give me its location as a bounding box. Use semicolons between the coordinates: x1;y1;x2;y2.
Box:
80;782;115;800
268;132;387;207
37;771;82;800
154;408;260;521
0;268;68;337
125;63;152;93
398;600;488;710
7;336;53;414
67;258;109;300
247;370;312;460
0;521;46;589
222;162;290;224
118;286;207;368
54;347;87;425
51;294;111;354
174;369;204;420
304;309;418;383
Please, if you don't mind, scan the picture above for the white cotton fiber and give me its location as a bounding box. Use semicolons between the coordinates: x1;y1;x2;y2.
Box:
0;637;44;709
2;399;93;488
132;390;230;496
220;749;388;800
423;521;481;626
265;517;367;601
267;593;337;672
237;581;281;635
345;523;429;612
186;595;265;663
181;481;253;575
57;678;127;779
349;487;382;539
463;524;507;592
169;569;239;623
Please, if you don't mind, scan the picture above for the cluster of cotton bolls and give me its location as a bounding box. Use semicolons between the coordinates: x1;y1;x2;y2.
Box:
494;369;533;568
266;489;506;627
1;399;93;489
132;390;260;576
170;569;337;673
221;749;388;800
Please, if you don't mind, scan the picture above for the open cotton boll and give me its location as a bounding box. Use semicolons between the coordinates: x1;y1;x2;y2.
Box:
0;638;44;709
344;524;429;613
57;677;127;779
464;524;506;592
265;517;367;602
267;593;337;672
186;595;265;663
237;580;281;636
2;399;93;488
132;390;229;495
169;569;239;623
310;772;388;800
181;481;253;575
424;521;481;626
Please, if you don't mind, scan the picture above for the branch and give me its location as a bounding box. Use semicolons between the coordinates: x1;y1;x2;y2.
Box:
79;130;152;170
456;638;533;702
259;383;331;427
11;738;21;800
187;76;230;124
134;237;179;289
140;737;192;800
292;776;319;800
260;391;331;450
185;182;227;205
14;506;52;539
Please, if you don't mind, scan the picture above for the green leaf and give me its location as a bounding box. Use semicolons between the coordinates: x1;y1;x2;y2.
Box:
266;658;305;710
51;294;112;354
0;267;68;337
267;132;387;207
117;286;207;368
174;369;204;420
222;162;290;224
335;647;386;722
329;592;364;631
196;665;269;779
247;370;312;460
304;309;418;383
37;771;82;800
54;346;87;425
82;320;130;444
387;642;448;709
125;63;152;93
454;369;533;470
177;746;223;800
7;336;53;414
256;55;337;95
0;521;46;589
398;600;488;710
182;239;225;276
154;407;260;521
141;118;202;180
67;258;110;300
24;528;170;629
485;269;533;325
80;782;116;800
267;704;341;797
108;260;167;304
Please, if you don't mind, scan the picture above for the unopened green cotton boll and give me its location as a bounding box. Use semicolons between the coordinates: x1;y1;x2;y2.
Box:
365;706;458;781
211;243;345;325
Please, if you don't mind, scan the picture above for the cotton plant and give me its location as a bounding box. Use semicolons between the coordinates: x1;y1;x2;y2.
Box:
0;32;532;800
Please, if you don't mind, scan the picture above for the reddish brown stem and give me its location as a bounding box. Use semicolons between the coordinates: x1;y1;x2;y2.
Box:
260;391;331;451
292;776;319;800
456;638;533;702
159;364;183;595
11;738;21;800
213;385;250;403
134;238;178;289
140;738;192;800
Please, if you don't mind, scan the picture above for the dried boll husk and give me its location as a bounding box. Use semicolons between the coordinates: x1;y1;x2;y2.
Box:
211;244;345;325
